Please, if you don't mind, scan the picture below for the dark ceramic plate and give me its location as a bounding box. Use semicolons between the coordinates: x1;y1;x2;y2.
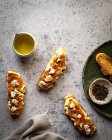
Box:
82;41;112;118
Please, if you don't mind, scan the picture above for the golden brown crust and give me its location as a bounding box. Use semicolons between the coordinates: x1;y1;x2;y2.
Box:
37;48;67;90
96;53;112;76
64;94;96;135
7;70;26;116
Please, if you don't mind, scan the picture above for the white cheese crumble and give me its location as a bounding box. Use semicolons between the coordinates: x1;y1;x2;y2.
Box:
39;81;46;86
53;63;57;66
74;122;76;126
18;93;24;99
80;123;83;128
12;99;19;106
70;103;75;109
11;106;17;112
49;69;56;74
11;89;19;98
8;101;11;107
71;118;75;121
57;58;61;62
11;80;19;87
86;128;91;133
84;124;89;130
45;75;53;82
59;67;62;70
77;114;82;119
66;110;69;115
22;101;24;105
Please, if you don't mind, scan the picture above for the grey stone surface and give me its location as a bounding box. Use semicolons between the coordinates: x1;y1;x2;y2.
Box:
0;0;112;140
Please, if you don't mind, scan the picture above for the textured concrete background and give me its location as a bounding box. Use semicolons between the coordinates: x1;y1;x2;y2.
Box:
0;0;112;140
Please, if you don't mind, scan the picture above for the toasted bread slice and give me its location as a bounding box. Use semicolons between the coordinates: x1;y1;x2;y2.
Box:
37;48;67;90
64;94;96;135
96;53;112;76
7;70;26;116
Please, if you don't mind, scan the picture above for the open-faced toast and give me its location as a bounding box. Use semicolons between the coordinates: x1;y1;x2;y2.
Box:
96;53;112;78
7;70;26;116
64;94;96;135
37;48;67;90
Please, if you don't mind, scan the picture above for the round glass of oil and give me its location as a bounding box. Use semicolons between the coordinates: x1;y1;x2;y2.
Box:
13;32;36;57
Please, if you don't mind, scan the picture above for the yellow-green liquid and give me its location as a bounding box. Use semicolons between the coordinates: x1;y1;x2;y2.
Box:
14;35;34;55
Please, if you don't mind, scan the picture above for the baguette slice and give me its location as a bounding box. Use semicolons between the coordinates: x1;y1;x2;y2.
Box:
7;70;26;116
96;53;112;76
37;48;67;90
64;94;96;135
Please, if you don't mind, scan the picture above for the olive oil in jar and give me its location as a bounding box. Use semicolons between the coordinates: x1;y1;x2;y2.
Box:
14;34;34;55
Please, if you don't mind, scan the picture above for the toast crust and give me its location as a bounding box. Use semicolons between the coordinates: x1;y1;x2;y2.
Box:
37;48;67;90
7;70;26;116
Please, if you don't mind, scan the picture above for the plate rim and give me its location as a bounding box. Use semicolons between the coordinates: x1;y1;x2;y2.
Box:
82;40;112;118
